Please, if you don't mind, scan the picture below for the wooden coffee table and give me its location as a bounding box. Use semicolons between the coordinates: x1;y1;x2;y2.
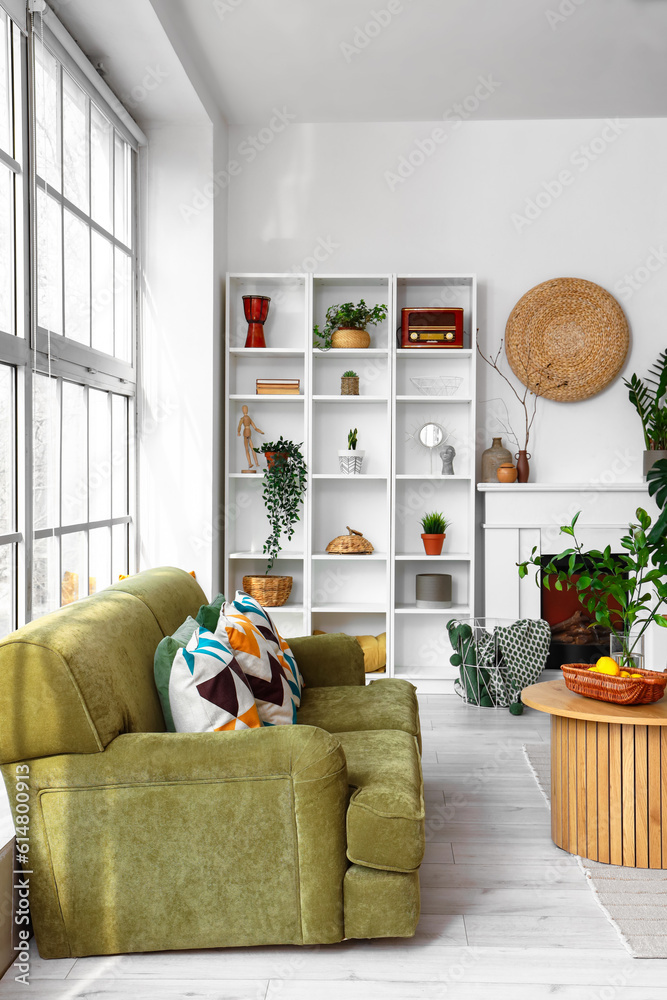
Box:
522;679;667;868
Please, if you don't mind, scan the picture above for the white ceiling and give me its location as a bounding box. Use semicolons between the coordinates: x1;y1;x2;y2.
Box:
53;0;667;125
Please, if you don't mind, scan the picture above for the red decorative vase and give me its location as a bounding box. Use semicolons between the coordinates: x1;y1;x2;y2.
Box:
243;295;271;348
515;451;531;483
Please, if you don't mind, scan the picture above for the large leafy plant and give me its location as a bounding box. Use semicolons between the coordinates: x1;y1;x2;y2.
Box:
518;492;667;668
254;438;307;573
313;300;388;350
624;349;667;450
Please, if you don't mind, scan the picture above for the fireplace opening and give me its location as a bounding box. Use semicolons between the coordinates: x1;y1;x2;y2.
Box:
541;555;623;670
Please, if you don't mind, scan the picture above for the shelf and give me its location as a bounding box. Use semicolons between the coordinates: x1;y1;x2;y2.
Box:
394;604;470;615
311;474;388;480
313;395;388;402
394;553;471;561
311;604;388;614
229;395;304;402
395;474;471;481
228;551;304;560
229;472;265;479
229;348;304;357
313;349;388;358
312;552;388;561
396;349;472;358
259;605;305;614
396;396;472;403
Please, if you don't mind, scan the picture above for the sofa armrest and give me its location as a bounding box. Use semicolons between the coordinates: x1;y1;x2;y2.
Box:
10;726;348;957
289;633;365;687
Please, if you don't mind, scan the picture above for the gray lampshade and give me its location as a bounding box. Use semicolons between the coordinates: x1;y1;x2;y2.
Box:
416;574;452;609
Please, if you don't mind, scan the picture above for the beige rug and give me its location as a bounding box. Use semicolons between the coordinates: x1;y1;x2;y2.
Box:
523;743;667;959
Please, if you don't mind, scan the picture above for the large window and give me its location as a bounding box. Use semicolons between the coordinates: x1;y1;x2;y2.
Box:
0;8;139;633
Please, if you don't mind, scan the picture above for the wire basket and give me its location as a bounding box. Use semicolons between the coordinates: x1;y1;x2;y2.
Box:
451;617;516;708
410;376;463;397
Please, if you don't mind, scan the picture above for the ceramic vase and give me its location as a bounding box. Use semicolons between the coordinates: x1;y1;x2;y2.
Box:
481;437;512;483
515;451;530;483
496;462;518;483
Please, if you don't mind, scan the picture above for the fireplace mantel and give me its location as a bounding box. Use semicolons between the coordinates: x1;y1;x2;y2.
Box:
478;481;667;670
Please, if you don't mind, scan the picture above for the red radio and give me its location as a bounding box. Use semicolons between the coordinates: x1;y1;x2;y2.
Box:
400;307;465;348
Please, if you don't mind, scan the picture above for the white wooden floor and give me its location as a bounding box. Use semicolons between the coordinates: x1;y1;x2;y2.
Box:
3;694;667;999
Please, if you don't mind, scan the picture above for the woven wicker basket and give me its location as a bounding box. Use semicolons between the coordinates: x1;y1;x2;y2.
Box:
331;328;371;349
562;664;667;706
341;376;360;395
242;575;292;607
326;526;374;554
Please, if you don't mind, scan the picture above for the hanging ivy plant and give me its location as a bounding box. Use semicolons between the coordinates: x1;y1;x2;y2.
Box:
254;438;307;573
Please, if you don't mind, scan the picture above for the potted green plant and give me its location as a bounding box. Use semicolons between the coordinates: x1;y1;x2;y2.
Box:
244;438;307;606
313;300;388;350
338;427;364;475
624;349;667;478
341;370;359;395
517;495;667;671
420;512;451;556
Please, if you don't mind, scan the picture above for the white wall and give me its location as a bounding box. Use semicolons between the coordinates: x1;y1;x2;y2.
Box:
227;117;667;485
139;122;215;596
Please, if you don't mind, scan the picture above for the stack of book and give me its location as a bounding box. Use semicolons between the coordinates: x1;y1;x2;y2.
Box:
256;378;300;395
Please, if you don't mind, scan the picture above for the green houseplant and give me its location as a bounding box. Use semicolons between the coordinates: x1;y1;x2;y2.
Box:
244;439;307;607
313;300;388;350
341;369;359;395
624;349;667;478
338;427;364;475
420;511;451;556
517;496;667;670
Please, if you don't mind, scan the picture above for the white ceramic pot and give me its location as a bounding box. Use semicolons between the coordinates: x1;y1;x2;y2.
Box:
338;449;365;475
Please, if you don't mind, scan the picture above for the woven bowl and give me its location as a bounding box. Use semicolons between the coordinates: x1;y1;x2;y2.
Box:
505;278;629;402
242;575;292;607
562;664;667;706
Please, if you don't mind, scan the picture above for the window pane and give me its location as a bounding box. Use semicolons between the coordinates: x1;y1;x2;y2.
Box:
0;364;14;535
61;381;87;525
35;39;61;191
61;530;87;604
0;544;14;637
91;231;113;354
32;535;58;618
33;375;59;531
114;133;131;246
111;393;127;517
112;522;127;579
89;388;111;521
114;248;132;361
91;104;112;231
89;525;110;594
64;208;90;344
63;71;89;213
37;189;62;334
0;164;12;335
0;11;9;156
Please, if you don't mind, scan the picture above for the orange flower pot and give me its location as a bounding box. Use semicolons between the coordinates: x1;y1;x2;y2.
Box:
421;533;445;556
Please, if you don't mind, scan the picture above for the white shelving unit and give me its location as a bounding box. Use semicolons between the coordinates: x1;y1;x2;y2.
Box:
224;272;477;690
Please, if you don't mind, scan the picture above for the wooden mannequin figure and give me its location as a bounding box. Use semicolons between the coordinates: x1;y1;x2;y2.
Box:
237;405;264;472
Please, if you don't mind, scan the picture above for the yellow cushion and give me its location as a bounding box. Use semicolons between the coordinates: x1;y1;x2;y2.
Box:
313;630;386;673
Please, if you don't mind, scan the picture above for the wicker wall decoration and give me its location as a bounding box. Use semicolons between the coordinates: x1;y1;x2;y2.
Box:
505;277;630;403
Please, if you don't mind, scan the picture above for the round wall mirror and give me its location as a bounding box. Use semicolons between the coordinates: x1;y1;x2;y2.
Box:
417;423;444;449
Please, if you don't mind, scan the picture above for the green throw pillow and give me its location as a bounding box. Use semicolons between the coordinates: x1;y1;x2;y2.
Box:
196;593;225;632
154;616;199;732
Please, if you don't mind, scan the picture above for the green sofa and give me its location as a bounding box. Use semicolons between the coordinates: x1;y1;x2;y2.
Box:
0;567;424;958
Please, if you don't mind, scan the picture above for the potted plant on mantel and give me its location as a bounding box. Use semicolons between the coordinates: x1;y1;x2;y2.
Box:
420;512;451;556
338;427;364;475
517;461;667;671
624;349;667;478
243;438;307;607
313;300;388;350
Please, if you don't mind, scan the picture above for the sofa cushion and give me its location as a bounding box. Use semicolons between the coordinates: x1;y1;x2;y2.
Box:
296;679;420;747
154;616;199;732
226;592;303;701
337;730;424;872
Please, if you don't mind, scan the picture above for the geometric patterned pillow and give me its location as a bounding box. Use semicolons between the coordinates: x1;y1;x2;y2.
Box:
168;626;263;732
228;591;304;703
215;598;301;726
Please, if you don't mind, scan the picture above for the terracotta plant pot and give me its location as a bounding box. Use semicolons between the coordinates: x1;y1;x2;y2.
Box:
331;328;371;349
497;462;518;483
421;533;445;556
264;451;289;470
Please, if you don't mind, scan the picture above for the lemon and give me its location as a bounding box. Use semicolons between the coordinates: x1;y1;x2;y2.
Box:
620;671;631;677
594;656;620;676
630;673;642;679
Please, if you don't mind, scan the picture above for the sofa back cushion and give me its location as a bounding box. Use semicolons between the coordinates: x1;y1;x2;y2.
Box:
107;566;208;635
0;567;208;764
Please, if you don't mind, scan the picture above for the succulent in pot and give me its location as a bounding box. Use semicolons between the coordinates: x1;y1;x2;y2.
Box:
341;370;360;395
313;300;388;350
420;512;451;556
338;427;364;475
